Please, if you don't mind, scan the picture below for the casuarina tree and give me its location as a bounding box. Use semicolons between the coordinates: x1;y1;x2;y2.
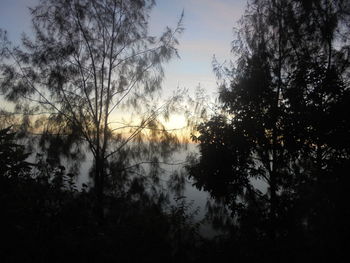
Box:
0;0;184;213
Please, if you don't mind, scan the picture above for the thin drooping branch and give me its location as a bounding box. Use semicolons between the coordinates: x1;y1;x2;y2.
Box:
105;99;174;160
1;0;184;209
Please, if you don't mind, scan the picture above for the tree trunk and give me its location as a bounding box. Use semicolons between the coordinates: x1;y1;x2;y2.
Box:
94;153;104;222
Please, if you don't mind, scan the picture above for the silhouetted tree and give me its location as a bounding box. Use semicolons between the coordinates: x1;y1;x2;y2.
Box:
0;127;31;178
0;0;184;213
188;0;350;260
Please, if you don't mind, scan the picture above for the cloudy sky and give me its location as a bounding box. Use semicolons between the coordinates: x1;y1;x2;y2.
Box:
0;0;246;97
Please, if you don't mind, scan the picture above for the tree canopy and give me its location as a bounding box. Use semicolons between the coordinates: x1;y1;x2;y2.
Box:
188;0;350;260
0;0;184;209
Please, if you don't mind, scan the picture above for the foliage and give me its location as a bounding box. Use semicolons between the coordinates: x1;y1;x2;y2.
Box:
0;127;204;263
188;0;350;260
0;0;185;209
0;127;31;178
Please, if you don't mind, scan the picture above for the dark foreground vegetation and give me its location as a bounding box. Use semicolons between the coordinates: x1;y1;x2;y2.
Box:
0;127;204;262
1;0;350;262
1;125;350;262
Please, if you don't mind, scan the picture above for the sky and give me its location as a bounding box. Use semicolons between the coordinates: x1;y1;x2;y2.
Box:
0;0;247;130
0;0;246;93
150;0;246;96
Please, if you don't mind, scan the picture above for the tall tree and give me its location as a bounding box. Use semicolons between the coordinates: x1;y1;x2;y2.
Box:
190;0;291;238
0;0;184;211
188;0;350;253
